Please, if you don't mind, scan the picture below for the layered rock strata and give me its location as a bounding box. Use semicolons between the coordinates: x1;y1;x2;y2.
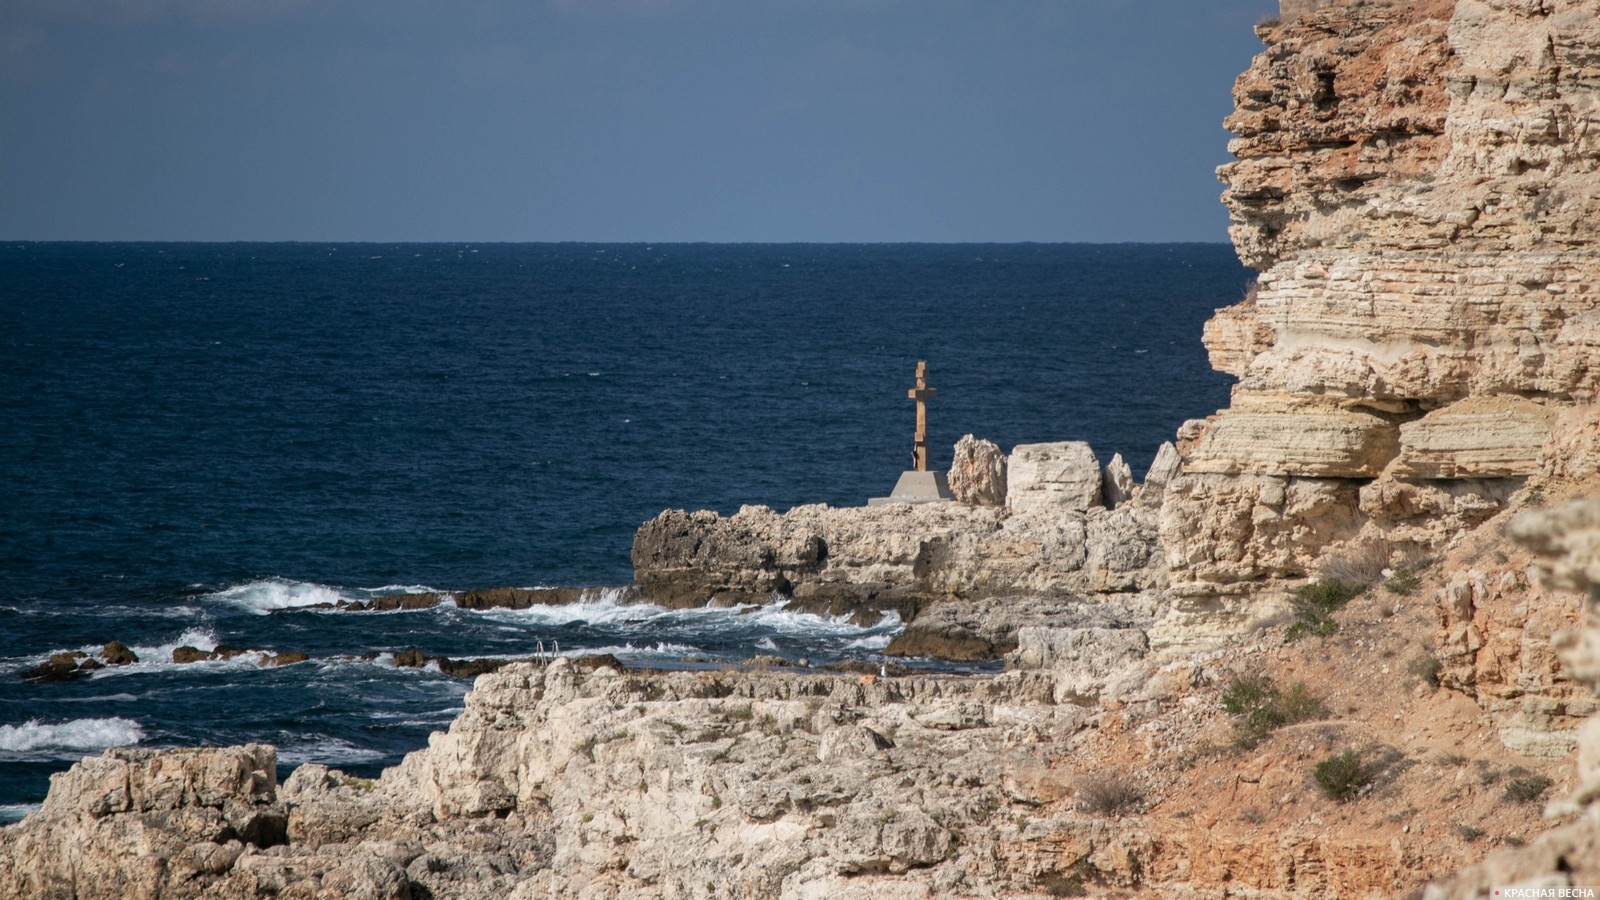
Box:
1164;0;1600;620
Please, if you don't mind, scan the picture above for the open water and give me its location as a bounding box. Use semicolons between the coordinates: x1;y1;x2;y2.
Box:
0;242;1247;817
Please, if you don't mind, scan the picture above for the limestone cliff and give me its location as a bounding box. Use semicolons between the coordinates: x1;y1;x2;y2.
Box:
6;3;1600;898
1164;0;1600;624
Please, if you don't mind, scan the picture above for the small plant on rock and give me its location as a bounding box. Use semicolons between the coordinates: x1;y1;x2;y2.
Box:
1284;579;1362;641
1221;674;1329;749
1383;567;1421;595
1075;771;1143;817
1501;773;1554;805
1319;541;1391;590
1314;750;1372;802
1407;654;1442;689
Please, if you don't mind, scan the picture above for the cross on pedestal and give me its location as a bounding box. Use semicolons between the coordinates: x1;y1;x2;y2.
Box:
907;360;936;472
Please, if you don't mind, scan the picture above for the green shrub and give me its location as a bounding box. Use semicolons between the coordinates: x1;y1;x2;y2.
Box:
1277;682;1327;721
1285;579;1362;641
1221;675;1329;749
1384;568;1421;595
1314;750;1371;802
1220;673;1274;714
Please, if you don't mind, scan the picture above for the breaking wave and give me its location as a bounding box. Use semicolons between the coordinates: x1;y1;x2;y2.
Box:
202;579;350;613
276;737;388;767
0;803;40;825
0;717;145;757
200;579;446;615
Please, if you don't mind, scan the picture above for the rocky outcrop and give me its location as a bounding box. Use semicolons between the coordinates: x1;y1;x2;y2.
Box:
1102;453;1134;509
632;498;1166;634
101;641;138;666
1160;473;1364;588
1005;441;1103;514
0;745;301;900
632;433;1169;644
883;592;1161;662
1433;521;1593;759
1162;0;1600;625
631;501;997;617
948;434;1006;506
1426;497;1600;895
2;662;1099;899
1136;441;1182;508
5;627;1541;899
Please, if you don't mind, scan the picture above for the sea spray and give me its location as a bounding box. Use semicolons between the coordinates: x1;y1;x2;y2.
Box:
0;717;145;757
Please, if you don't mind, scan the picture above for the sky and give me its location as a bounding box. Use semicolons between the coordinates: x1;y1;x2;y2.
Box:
1;0;1279;243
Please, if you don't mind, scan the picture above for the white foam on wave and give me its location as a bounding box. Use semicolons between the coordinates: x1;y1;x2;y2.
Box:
277;738;387;766
561;641;699;659
843;634;894;651
474;593;657;628
146;604;205;620
365;708;461;724
0;717;144;757
363;584;443;597
476;591;901;639
204;579;350;614
718;601;903;638
87;627;275;679
0;803;41;825
54;693;140;704
166;626;219;653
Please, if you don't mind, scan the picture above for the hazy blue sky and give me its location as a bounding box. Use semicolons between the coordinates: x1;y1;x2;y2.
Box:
2;0;1277;242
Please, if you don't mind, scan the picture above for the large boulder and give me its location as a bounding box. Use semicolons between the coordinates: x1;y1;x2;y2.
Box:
948;434;1007;507
0;746;289;900
1101;453;1134;509
1006;442;1103;513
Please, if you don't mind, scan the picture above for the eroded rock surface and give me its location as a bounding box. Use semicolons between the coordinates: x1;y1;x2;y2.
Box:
1426;497;1600;896
948;433;1007;507
1163;0;1600;629
632;444;1168;641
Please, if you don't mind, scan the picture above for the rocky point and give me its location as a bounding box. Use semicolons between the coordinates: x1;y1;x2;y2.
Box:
6;0;1600;896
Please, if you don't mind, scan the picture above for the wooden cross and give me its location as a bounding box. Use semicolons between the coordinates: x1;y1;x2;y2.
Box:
907;360;936;472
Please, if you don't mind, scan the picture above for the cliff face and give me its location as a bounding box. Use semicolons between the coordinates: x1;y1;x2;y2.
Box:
1164;0;1600;608
1222;0;1600;364
7;4;1600;898
1426;496;1600;896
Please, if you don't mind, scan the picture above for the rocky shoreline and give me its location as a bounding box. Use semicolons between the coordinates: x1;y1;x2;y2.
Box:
8;0;1600;895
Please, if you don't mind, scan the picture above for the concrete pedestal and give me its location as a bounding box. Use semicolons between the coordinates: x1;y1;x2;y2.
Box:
868;470;955;506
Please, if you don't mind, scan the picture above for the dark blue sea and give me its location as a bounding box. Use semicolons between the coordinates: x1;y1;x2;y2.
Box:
0;242;1247;817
